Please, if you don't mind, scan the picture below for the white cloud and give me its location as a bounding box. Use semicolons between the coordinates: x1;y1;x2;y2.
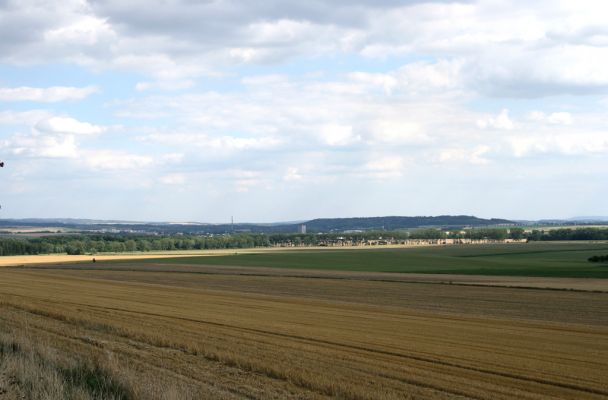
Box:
0;110;53;125
115;68;608;172
135;80;194;91
367;119;428;145
320;124;357;146
3;1;608;220
477;109;514;130
43;15;115;47
0;85;99;102
397;59;465;93
2;0;608;97
83;151;154;170
437;145;491;165
241;74;290;86
35;117;105;135
142;132;281;153
231;170;265;193
508;133;608;157
363;155;405;178
160;153;184;164
528;111;573;125
283;167;302;182
4;133;78;159
160;173;187;185
348;72;398;95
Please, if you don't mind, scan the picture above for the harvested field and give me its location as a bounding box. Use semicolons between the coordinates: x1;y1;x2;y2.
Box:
29;261;608;292
1;262;608;399
0;252;234;267
0;244;436;267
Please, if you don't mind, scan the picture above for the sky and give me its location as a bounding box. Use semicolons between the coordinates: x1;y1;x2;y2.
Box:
1;0;607;222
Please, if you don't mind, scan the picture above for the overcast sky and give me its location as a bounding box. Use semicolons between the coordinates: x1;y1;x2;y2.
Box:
1;0;607;222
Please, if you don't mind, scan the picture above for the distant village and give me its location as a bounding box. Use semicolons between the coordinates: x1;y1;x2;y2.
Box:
274;238;529;248
270;226;528;248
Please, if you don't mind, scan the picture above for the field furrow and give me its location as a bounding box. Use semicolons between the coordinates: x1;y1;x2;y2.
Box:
1;264;607;399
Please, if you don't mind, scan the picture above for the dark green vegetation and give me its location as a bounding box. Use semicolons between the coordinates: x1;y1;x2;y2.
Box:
531;228;608;241
2;227;608;257
131;243;608;278
589;254;608;263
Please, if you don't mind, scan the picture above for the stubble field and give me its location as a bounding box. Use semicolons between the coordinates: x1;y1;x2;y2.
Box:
1;244;608;399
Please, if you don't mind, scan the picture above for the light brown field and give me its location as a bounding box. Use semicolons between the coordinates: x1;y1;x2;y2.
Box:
1;262;607;399
0;245;444;267
0;252;235;267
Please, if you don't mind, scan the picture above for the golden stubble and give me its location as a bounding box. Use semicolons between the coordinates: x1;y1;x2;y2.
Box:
1;267;607;399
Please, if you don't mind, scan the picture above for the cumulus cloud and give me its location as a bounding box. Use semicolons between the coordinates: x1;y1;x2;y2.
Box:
0;110;53;125
437;145;491;165
113;67;607;177
35;117;105;135
363;155;405;178
283;167;302;182
2;0;608;219
135;80;194;91
527;111;573;125
1;0;607;97
367;119;429;145
3;133;79;159
230;169;267;193
159;173;187;185
508;134;608;157
82;151;151;170
319;124;358;146
141;132;282;153
117;67;466;156
477;109;514;130
0;85;99;102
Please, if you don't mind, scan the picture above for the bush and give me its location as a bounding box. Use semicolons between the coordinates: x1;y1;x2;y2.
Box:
588;255;608;263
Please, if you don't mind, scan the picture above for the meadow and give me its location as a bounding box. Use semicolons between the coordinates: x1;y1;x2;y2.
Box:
1;242;607;399
130;242;608;278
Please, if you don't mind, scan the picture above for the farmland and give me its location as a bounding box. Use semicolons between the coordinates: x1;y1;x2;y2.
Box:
1;243;608;399
129;242;608;278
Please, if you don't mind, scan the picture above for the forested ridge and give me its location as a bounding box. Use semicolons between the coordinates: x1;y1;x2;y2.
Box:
305;215;513;231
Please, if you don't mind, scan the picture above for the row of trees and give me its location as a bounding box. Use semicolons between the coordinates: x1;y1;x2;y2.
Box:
1;227;607;256
530;228;608;241
588;255;608;263
0;234;272;256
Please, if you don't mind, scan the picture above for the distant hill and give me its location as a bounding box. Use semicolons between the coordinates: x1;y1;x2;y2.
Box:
568;216;608;223
0;215;514;234
304;215;513;232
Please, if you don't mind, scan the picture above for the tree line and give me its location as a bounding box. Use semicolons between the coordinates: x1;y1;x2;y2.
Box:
588;255;608;263
0;227;607;256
